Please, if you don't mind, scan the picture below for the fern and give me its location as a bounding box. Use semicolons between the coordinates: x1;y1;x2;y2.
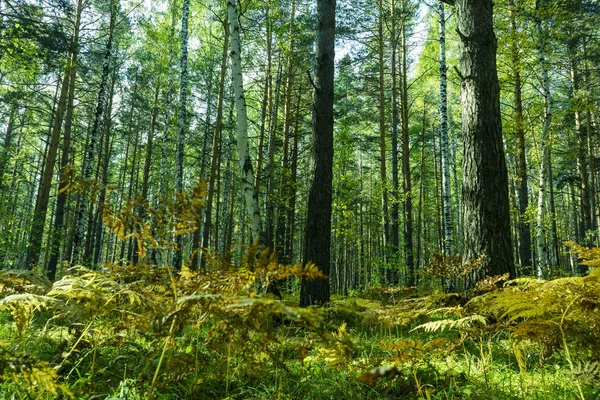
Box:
411;314;487;333
0;294;57;335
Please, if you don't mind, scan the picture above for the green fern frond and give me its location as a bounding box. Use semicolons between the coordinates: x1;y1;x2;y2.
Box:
411;314;487;333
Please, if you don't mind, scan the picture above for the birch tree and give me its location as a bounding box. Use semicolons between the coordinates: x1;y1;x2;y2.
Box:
227;0;261;243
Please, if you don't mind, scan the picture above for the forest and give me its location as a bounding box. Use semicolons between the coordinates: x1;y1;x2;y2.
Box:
1;0;600;398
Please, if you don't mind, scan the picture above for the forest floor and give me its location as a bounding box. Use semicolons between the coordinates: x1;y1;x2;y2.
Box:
0;261;599;399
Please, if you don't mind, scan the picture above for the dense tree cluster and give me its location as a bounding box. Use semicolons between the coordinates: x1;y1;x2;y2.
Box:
1;0;599;304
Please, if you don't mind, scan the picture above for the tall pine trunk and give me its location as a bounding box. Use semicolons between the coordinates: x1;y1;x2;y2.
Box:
450;0;515;288
300;0;336;307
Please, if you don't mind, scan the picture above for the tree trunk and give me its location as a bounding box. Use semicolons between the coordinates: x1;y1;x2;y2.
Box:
254;0;272;198
400;2;414;286
265;61;282;249
275;0;297;264
25;69;70;270
92;64;118;266
199;21;229;270
46;0;83;279
389;0;400;285
72;0;115;265
132;78;161;265
453;0;515;288
534;0;553;277
439;1;453;257
0;104;17;192
227;0;261;243
510;0;532;274
173;0;190;270
378;0;389;282
300;0;336;307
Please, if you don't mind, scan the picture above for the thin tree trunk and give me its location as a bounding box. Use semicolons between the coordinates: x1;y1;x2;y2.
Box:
254;0;272;198
227;0;261;243
25;70;70;269
378;0;389;282
199;23;228;270
439;1;453;258
92;65;118;266
72;0;115;265
132;78;161;265
173;0;190;270
275;0;297;264
390;0;400;284
47;0;83;279
510;0;532;274
265;61;282;249
400;2;414;286
535;0;553;277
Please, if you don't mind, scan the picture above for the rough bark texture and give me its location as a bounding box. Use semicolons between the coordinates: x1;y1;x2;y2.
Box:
228;0;261;243
455;0;515;288
300;0;336;307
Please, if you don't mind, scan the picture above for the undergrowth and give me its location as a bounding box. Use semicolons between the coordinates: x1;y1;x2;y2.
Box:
1;185;599;398
2;250;600;399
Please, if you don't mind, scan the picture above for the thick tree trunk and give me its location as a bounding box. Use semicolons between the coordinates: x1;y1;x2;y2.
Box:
300;0;336;307
454;0;515;288
227;0;261;243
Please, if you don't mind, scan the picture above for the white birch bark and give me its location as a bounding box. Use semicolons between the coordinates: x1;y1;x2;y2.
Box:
535;0;553;278
439;1;453;256
227;0;261;242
